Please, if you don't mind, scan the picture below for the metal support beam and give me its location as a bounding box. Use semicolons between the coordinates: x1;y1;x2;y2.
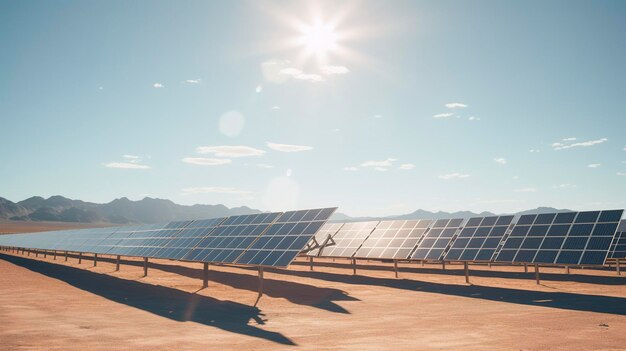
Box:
421;260;425;267
202;262;209;288
309;256;314;271
143;257;148;277
43;250;47;258
565;266;570;274
442;260;446;270
35;250;38;257
115;255;120;271
53;250;56;260
64;251;68;262
257;266;264;303
78;252;82;264
394;260;399;278
464;262;470;284
535;264;540;285
93;253;98;267
27;250;30;256
617;259;621;276
352;258;357;275
524;263;528;273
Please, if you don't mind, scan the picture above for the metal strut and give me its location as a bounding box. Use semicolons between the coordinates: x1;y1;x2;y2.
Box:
202;262;209;288
143;257;148;277
535;264;540;284
464;262;470;284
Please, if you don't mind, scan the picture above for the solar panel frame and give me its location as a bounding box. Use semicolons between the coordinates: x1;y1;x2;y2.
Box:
410;218;464;261
305;222;344;256
353;219;433;259
608;220;626;259
317;221;379;258
495;210;624;266
444;215;514;262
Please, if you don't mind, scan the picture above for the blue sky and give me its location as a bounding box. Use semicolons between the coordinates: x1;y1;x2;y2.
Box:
1;0;625;216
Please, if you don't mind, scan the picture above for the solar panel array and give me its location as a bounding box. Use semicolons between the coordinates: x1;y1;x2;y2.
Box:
410;218;463;261
0;207;337;268
608;220;626;259
495;210;623;265
319;221;379;258
354;219;432;259
445;216;514;262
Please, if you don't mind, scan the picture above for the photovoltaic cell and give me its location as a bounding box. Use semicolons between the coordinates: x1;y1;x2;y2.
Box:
495;210;623;265
235;208;336;267
354;219;432;259
410;218;464;261
318;221;379;258
608;220;626;259
444;215;514;262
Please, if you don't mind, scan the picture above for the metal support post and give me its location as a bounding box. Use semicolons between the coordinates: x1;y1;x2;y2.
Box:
524;263;528;273
93;253;98;267
565;266;570;274
203;262;209;288
78;252;82;264
352;258;357;275
53;250;56;260
617;259;621;276
442;261;446;270
535;264;540;284
143;257;148;277
116;255;120;271
64;251;68;262
464;262;470;284
310;256;314;271
394;260;399;278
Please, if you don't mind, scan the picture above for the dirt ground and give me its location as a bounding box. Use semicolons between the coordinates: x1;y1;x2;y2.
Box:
1;224;626;350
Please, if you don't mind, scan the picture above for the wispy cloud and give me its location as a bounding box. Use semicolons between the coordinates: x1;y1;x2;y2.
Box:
266;142;313;152
256;163;274;169
587;163;601;168
153;83;164;88
438;173;470;180
271;106;280;110
445;102;467;109
182;157;232;166
552;137;608;150
494;157;507;165
374;167;388;172
529;149;540;153
514;187;537;192
280;68;323;82
321;65;350;75
618;172;626;176
181;187;251;196
103;162;150;170
553;184;576;189
122;154;141;164
196;145;265;158
468;116;480;121
398;163;415;170
185;79;201;84
255;85;263;93
360;158;397;168
433;113;454;119
343;166;358;171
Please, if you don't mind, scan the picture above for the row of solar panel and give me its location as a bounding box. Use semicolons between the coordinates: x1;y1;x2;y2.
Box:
0;208;336;268
307;210;625;266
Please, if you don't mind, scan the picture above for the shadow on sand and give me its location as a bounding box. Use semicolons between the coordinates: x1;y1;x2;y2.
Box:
269;261;626;316
0;253;296;346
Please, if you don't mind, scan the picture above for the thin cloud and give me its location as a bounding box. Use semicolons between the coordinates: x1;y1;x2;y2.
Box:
280;67;323;82
256;85;263;93
266;142;313;152
181;187;251;196
494;157;507;165
343;166;358;171
552;138;608;150
185;79;201;84
438;173;470;180
182;157;232;166
553;184;576;189
321;65;350;75
529;149;540;153
103;162;150;170
271;106;280;110
196;145;265;158
374;114;383;119
618;172;626;176
587;163;601;168
433;113;454;119
468;116;480;121
360;158;397;168
514;187;537;193
153;83;164;88
374;167;388;172
445;102;468;109
562;137;577;141
398;163;415;170
256;163;274;169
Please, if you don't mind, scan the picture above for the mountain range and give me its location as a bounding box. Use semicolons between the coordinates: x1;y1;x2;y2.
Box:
0;195;572;225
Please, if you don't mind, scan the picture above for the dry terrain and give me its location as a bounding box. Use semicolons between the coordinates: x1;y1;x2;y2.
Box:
1;222;625;350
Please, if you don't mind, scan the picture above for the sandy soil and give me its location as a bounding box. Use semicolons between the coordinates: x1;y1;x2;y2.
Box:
1;225;626;350
0;220;112;234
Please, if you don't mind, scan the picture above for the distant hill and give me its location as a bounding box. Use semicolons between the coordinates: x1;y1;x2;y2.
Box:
0;196;261;224
330;206;573;222
0;195;575;225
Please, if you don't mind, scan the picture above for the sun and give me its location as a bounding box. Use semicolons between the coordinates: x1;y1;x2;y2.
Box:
298;21;338;57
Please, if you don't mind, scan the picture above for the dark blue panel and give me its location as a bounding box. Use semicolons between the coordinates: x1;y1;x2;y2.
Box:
599;210;623;223
575;211;600;223
556;251;582;264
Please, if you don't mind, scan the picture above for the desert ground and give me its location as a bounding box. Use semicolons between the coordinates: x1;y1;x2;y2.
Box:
1;222;625;350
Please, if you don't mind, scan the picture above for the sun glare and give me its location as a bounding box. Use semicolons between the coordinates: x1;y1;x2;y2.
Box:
299;21;338;57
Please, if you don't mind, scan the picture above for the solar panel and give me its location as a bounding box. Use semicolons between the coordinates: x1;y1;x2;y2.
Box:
445;215;514;262
410;218;464;261
495;210;624;265
235;207;337;267
306;222;344;256
150;217;225;260
318;221;379;258
353;219;432;259
608;220;626;259
182;212;282;263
